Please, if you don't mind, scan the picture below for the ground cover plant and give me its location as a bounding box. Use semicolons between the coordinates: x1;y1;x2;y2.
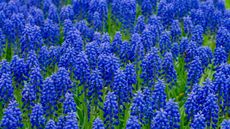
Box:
0;0;230;129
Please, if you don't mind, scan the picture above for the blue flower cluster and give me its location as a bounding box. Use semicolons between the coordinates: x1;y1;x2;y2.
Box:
0;0;229;129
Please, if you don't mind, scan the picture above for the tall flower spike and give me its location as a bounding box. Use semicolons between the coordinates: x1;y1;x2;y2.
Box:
142;0;152;17
141;47;161;87
179;37;189;55
64;29;83;54
0;73;14;106
112;69;131;109
48;4;59;23
190;112;206;129
120;0;136;33
130;33;144;62
191;25;204;46
125;63;137;91
134;16;145;34
11;13;25;39
0;100;23;129
30;103;46;129
196;46;213;68
89;0;108;25
170;20;182;42
221;119;230;129
185;92;199;121
184;41;198;65
22;83;36;111
214;47;228;66
112;0;121;21
152;80;167;110
86;41;100;69
0;59;11;77
142;26;155;53
187;56;203;89
29;67;43;100
93;11;102;31
202;94;219;129
45;119;56;129
57;115;65;129
10;55;27;87
20;24;43;55
130;91;145;124
151;109;170;129
171;42;179;60
0;29;5;57
103;92;119;129
111;32;122;54
38;46;50;71
58;47;77;72
143;87;154;124
29;7;44;26
162;52;177;87
93;118;105;129
26;50;40;74
88;69;103;107
64;112;79;129
126;116;141;129
63;91;77;114
98;54;120;86
216;27;230;53
63;19;74;38
60;5;74;21
165;99;180;129
42;19;60;46
52;67;72;100
3;19;15;44
183;16;193;36
74;51;90;85
159;31;171;55
41;77;57;117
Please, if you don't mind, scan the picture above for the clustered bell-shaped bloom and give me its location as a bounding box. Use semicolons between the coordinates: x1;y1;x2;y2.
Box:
22;83;36;111
170;20;181;42
98;54;120;85
152;80;167;110
29;7;44;26
130;91;145;124
63;91;77;114
2;19;15;44
162;52;177;87
130;33;145;63
103;92;119;129
0;100;23;129
151;109;170;129
30;103;46;129
187;56;203;90
48;4;59;23
126;116;141;129
120;0;136;33
29;67;43;100
185;92;199;121
38;46;50;71
41;77;57;117
165;99;180;129
74;51;90;85
0;60;11;77
171;42;179;60
86;41;100;69
196;46;213;69
202;94;219;129
142;0;152;17
125;63;137;91
179;37;189;55
63;112;79;129
184;41;198;65
190;112;206;129
64;29;83;54
191;25;204;46
52;67;72;100
88;69;103;107
111;32;122;54
183;16;193;36
214;46;228;66
20;24;43;55
0;29;5;57
42;19;60;46
26;50;40;74
60;5;74;21
159;31;171;55
141;47;161;87
112;69;131;108
221;119;230;129
45;119;56;129
93;118;105;129
58;47;77;72
0;73;14;106
216;27;230;53
10;55;27;87
134;16;145;34
142;26;156;53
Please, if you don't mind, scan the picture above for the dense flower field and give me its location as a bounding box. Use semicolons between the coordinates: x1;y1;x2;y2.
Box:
0;0;230;129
